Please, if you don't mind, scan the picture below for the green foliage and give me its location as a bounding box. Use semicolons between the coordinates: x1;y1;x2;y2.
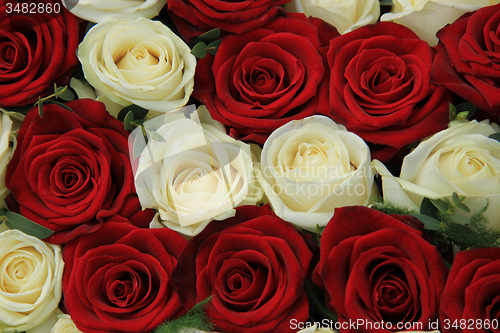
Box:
370;196;418;215
305;280;337;324
154;297;215;333
449;101;477;121
371;195;500;251
190;28;221;58
0;210;54;239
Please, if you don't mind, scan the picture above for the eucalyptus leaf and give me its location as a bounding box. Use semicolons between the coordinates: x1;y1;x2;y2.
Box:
5;211;54;239
207;39;222;56
133;134;147;160
411;214;441;230
48;101;74;113
189;28;221;48
191;42;208;59
430;198;450;213
452;192;470;212
151;131;166;142
55;86;76;101
117;104;149;122
124;111;134;131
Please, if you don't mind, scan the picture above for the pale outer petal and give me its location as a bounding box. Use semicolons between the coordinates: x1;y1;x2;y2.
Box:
257;115;375;230
381;0;499;45
295;0;379;34
62;0;168;22
374;120;500;230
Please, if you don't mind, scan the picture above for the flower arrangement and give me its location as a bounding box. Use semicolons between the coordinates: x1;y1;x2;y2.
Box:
1;0;500;333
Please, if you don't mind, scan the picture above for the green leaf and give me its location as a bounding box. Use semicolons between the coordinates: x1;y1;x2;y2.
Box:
420;197;439;218
191;42;208;59
55;86;76;101
189;28;221;48
207;39;222;56
411;214;442;230
451;214;471;224
449;102;458;120
37;96;43;118
118;104;149;122
124;111;134;131
451;193;470;212
117;104;149;122
150;131;166;142
489;133;500;143
430;198;450;213
5;211;54;239
456;101;477;119
47;101;74;113
133;134;146;160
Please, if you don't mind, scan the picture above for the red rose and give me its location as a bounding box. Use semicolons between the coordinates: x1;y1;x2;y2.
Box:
440;247;500;333
313;206;448;333
167;0;288;40
322;22;451;162
433;4;500;115
194;14;337;144
172;205;312;332
5;100;152;244
62;222;188;333
0;0;79;107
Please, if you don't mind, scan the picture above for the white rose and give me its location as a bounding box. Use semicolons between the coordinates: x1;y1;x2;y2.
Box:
0;229;64;332
284;0;379;34
62;0;168;22
256;115;375;230
380;0;500;45
374;120;500;230
135;106;263;237
78;17;196;115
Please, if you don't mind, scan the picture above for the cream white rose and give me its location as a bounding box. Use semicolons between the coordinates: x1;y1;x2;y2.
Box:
62;0;168;22
374;120;500;230
380;0;500;45
0;229;64;332
135;106;263;237
285;0;379;34
256;115;375;229
78;18;196;115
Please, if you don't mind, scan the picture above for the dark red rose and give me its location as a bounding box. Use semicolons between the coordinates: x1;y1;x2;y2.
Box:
322;22;451;162
63;222;188;333
0;0;79;107
440;247;500;333
172;204;312;332
313;206;448;333
167;0;289;41
433;4;500;115
5;100;153;244
194;14;337;144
